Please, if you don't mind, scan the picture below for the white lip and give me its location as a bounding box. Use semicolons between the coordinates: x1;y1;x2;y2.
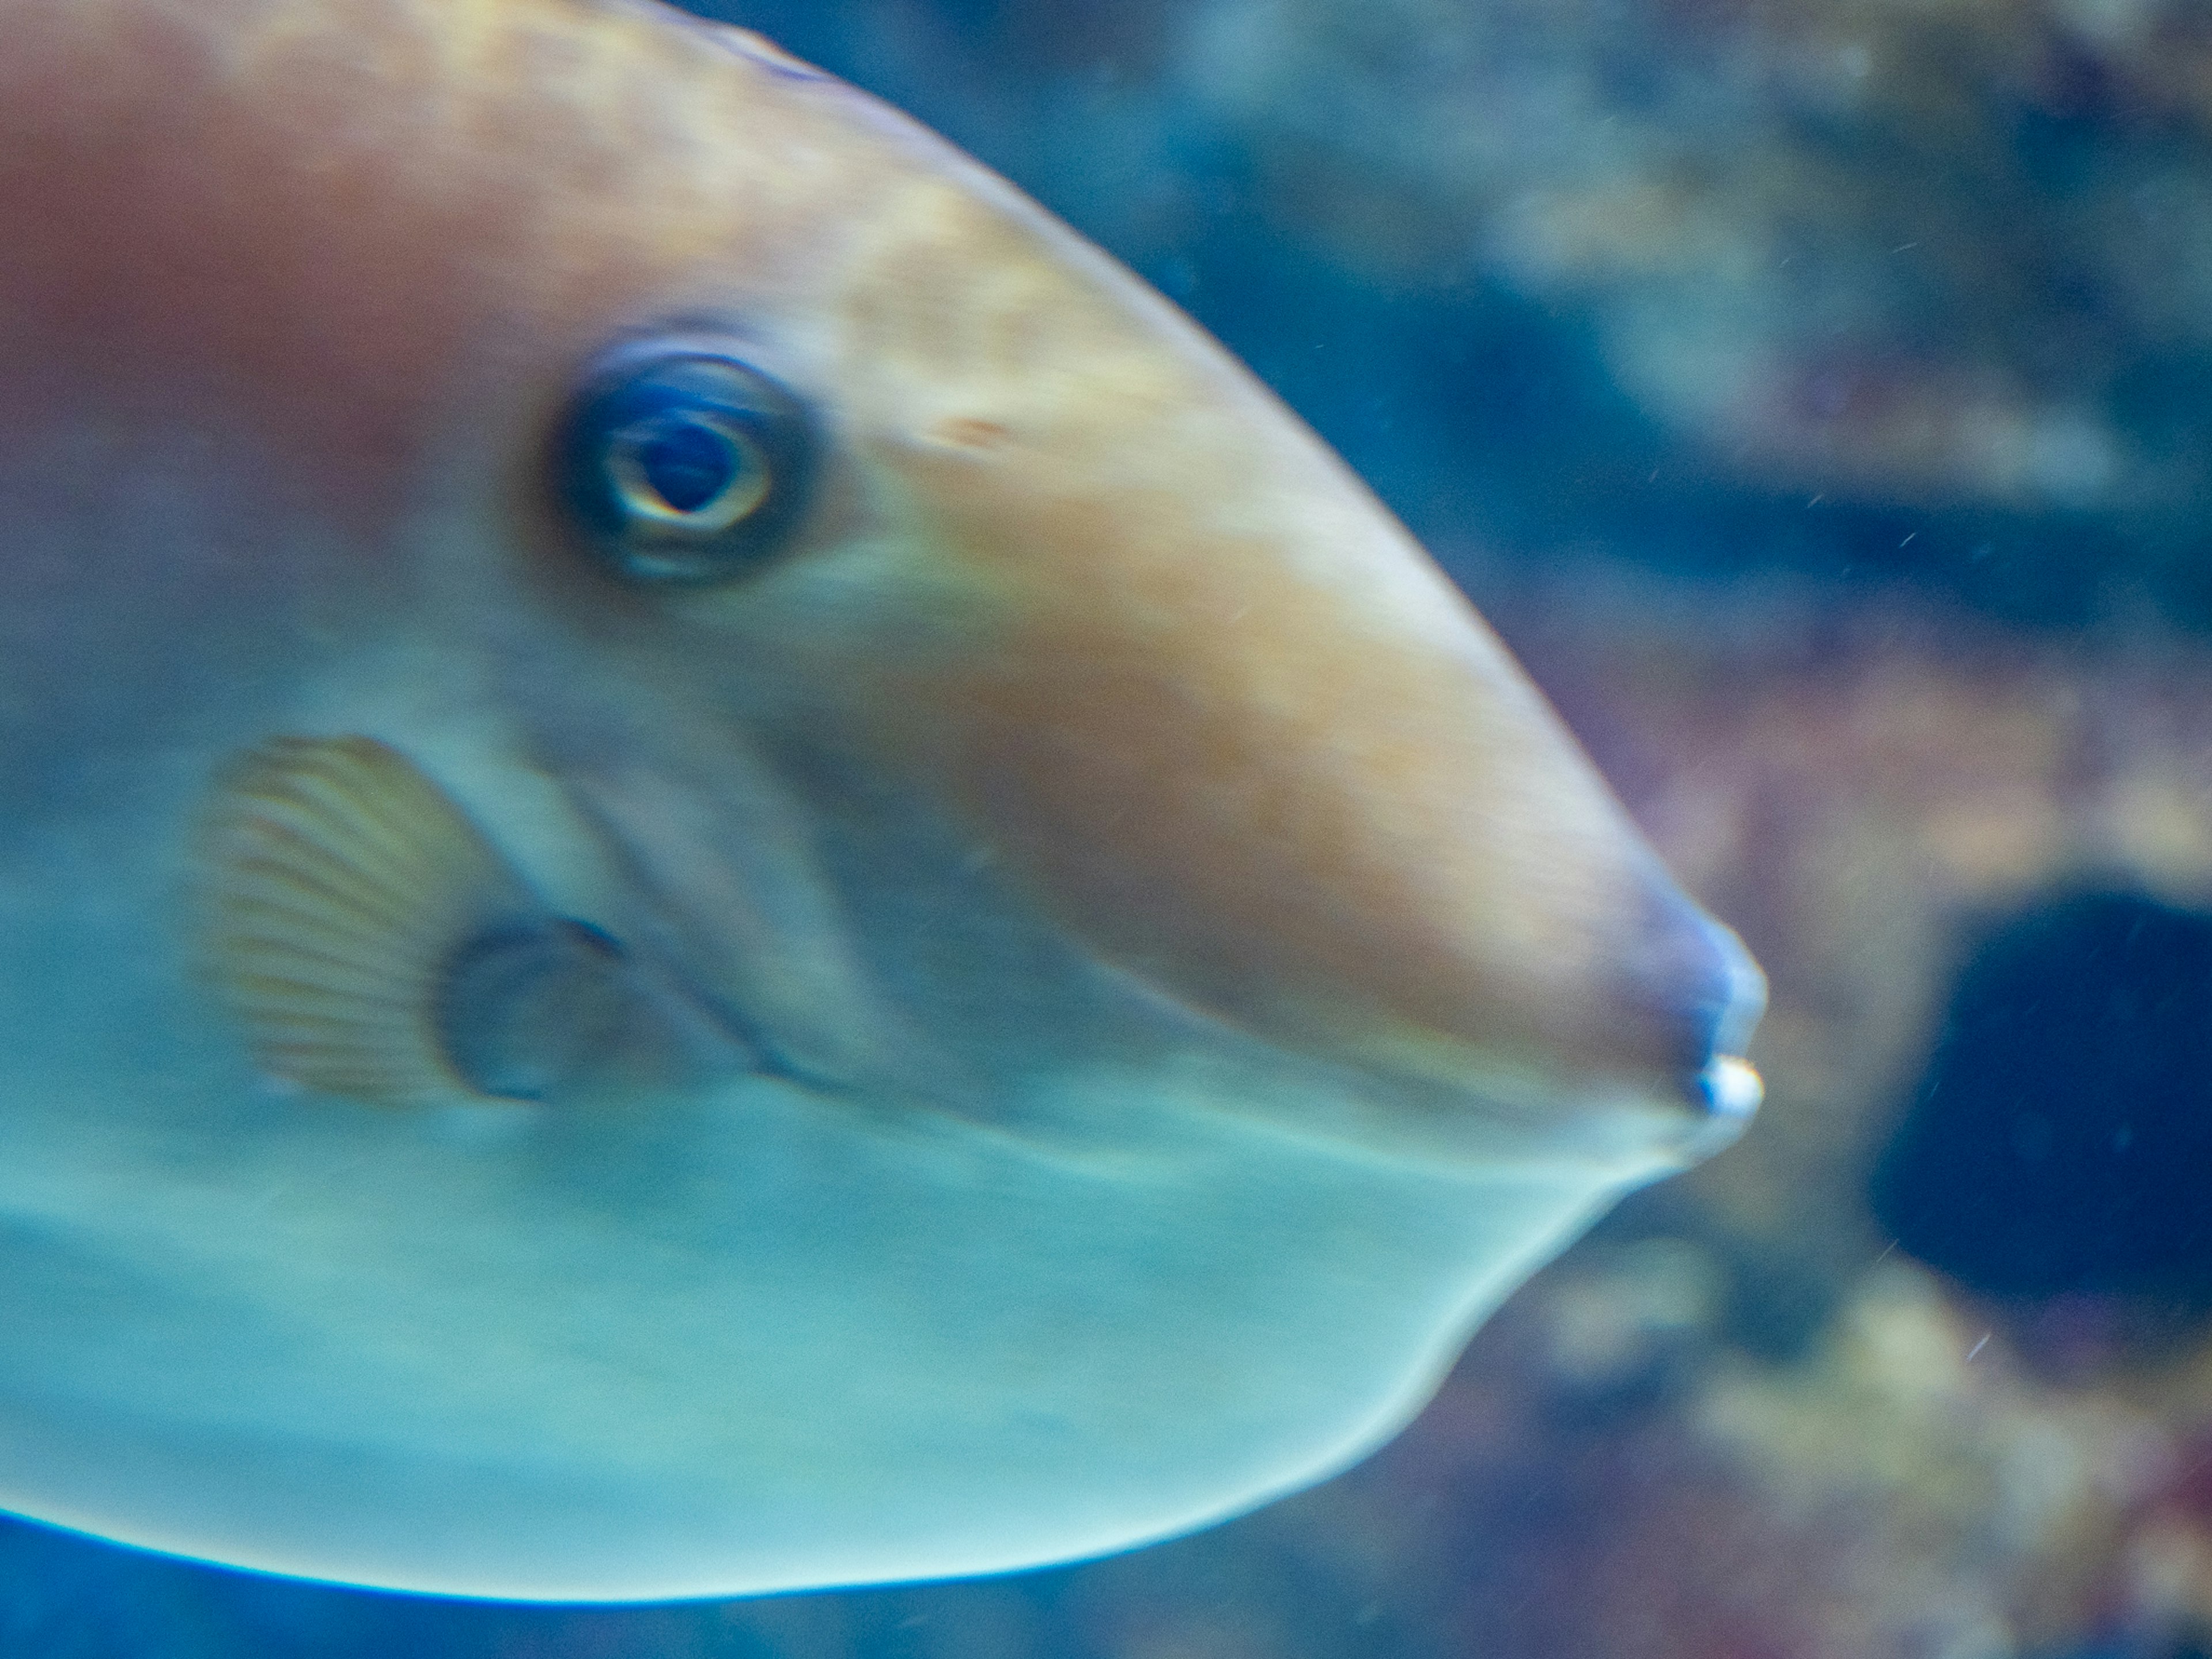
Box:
1699;1054;1764;1122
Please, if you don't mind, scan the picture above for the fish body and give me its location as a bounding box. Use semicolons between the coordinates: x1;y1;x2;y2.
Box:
0;0;1763;1600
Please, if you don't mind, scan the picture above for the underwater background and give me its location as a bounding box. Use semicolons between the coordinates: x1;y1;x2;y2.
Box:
14;0;2212;1653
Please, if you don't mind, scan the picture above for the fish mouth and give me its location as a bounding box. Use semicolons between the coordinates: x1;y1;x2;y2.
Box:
1691;930;1768;1128
1618;888;1768;1126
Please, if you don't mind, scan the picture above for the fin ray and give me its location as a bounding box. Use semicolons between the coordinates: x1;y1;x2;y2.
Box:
201;736;542;1105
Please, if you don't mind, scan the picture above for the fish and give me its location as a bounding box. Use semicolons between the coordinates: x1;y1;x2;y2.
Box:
0;0;1765;1603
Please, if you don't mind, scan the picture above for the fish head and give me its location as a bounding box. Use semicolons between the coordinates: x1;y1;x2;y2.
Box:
0;0;1764;1599
372;18;1768;1176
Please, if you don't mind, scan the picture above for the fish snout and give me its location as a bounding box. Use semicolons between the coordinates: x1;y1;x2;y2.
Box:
848;452;1768;1157
1611;882;1767;1127
801;219;1767;1160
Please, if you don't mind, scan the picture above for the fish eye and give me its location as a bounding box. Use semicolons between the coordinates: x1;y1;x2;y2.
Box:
556;347;817;584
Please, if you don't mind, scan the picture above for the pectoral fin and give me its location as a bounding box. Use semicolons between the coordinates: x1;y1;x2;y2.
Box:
200;736;635;1106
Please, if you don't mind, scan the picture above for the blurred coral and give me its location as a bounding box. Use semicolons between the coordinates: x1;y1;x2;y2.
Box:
718;0;2212;619
1179;0;2212;516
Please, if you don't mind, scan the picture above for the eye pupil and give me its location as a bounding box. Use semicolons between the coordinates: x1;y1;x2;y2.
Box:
556;344;817;585
634;416;738;514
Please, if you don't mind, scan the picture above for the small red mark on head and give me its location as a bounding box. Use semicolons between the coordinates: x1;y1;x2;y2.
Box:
931;415;1013;452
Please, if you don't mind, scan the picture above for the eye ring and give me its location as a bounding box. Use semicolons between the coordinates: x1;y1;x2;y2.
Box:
556;345;817;585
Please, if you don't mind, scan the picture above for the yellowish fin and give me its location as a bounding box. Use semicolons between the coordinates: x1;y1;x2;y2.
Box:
201;735;627;1106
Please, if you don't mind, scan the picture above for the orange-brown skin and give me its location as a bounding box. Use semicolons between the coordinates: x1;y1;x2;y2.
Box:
0;0;1748;1128
0;0;834;498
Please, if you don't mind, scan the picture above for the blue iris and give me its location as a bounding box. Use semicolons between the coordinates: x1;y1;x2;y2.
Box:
558;344;817;584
